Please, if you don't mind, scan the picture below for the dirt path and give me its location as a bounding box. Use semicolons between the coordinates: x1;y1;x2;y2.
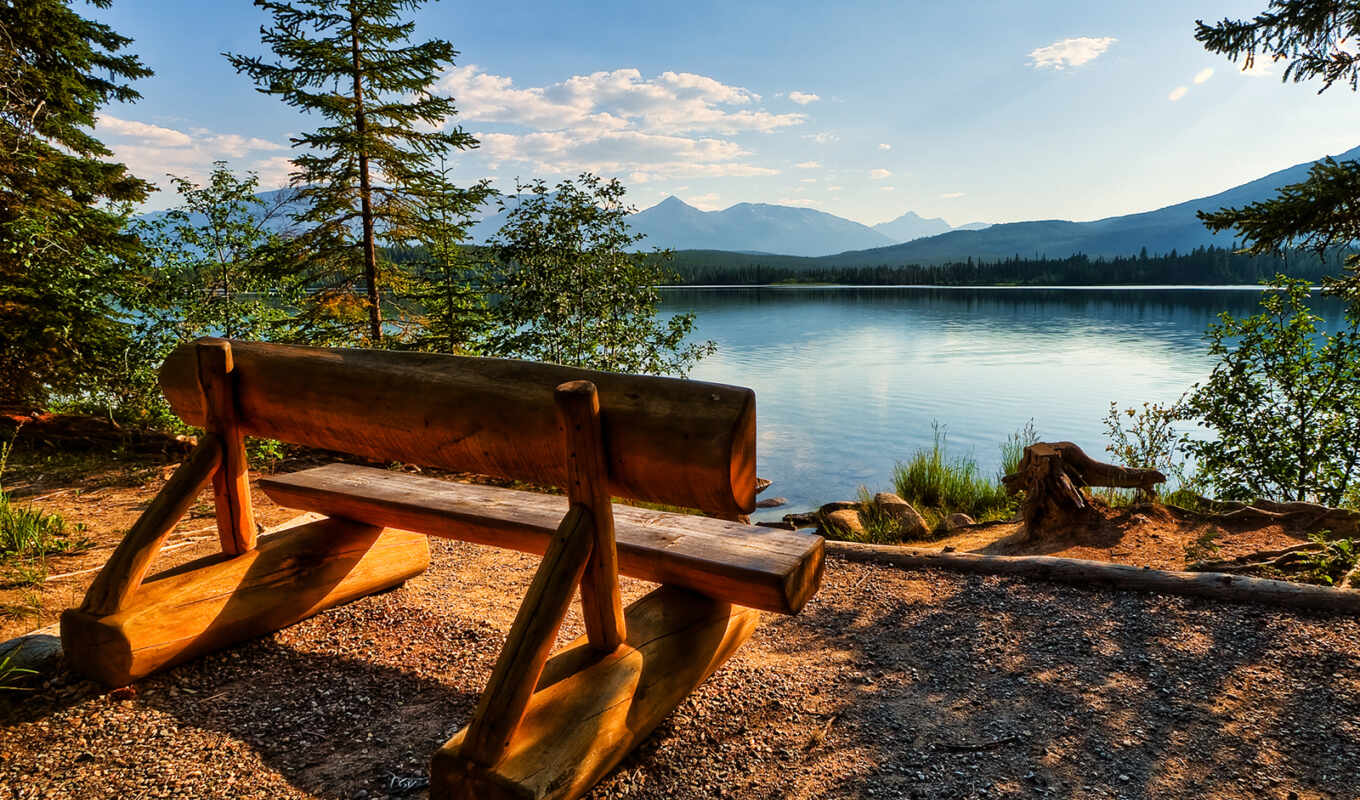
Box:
3;535;1359;799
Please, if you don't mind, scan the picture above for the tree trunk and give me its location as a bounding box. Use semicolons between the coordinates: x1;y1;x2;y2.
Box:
350;11;382;346
1002;441;1165;541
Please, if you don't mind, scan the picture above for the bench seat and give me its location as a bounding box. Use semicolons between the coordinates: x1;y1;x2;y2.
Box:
260;464;824;615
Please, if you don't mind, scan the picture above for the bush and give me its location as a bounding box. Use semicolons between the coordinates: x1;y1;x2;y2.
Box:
1183;277;1360;505
0;433;90;585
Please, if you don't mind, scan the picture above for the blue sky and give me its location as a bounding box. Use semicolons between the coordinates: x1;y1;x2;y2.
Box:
90;0;1360;226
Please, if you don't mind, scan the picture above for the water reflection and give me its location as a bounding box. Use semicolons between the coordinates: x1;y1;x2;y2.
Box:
658;286;1349;520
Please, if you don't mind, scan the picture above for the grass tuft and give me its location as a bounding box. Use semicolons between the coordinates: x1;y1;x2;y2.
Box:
892;422;1014;523
0;431;91;586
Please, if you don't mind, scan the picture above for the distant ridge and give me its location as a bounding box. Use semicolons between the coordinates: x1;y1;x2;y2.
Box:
817;144;1360;266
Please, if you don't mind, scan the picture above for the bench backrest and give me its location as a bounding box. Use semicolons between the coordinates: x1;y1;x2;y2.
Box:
158;340;757;516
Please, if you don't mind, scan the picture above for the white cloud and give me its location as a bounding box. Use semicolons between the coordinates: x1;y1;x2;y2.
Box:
477;128;779;183
940;191;966;199
880;186;895;191
1240;61;1272;77
828;185;843;191
878;143;892;151
1028;36;1117;70
440;66;803;135
95;114;290;193
803;132;839;144
869;168;892;179
794;160;821;168
687;192;723;210
799;177;817;183
1168;86;1188;101
776;196;820;207
1193;67;1214;84
788;91;820;105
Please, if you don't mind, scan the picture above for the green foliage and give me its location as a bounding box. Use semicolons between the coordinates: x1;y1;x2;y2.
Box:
892;423;1013;521
998;419;1038;482
1296;532;1358;586
819;486;910;545
1195;2;1360;91
225;0;485;346
404;161;493;354
1182;277;1360;504
487;174;715;375
135;163;301;341
1195;2;1360;309
0;0;152;407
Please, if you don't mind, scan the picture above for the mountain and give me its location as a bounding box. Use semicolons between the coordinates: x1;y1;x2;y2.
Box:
624;196;894;257
820;145;1360;266
871;211;952;242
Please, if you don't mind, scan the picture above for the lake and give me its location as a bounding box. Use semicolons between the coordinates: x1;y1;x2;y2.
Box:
658;286;1349;520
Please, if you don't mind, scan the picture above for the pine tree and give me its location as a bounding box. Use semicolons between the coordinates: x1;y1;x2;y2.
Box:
225;0;482;346
1195;2;1360;303
0;0;152;408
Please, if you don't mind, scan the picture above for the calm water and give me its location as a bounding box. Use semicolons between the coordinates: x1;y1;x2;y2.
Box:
658;286;1349;520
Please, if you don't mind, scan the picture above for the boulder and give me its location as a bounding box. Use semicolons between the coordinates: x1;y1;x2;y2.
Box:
819;508;865;538
755;496;788;509
819;500;861;515
944;512;976;530
872;492;929;539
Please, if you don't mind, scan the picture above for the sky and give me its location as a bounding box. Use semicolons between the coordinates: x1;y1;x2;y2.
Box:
89;0;1360;226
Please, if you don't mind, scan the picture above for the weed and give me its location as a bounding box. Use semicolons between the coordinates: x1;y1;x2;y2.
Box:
998;419;1038;483
1297;533;1358;586
1184;529;1222;564
893;423;1013;521
0;430;91;587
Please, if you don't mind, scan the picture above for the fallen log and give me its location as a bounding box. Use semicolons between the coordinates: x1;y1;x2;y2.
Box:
1001;442;1165;540
826;541;1360;615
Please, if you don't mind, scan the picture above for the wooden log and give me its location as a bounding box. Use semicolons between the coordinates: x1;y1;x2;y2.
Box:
260;464;824;615
555;381;625;652
432;586;758;800
80;434;223;617
825;541;1360;615
196;340;256;554
462;506;597;767
159;340;757;515
61;516;429;686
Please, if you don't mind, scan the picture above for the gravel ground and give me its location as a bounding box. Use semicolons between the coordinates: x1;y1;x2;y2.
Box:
3;539;1360;800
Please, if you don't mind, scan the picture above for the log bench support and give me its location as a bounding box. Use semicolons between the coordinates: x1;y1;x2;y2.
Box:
61;340;431;686
61;338;822;800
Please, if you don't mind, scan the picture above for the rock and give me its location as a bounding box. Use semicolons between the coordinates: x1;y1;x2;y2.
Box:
819;500;861;515
872;493;929;539
755;477;773;495
756;520;797;531
0;624;63;686
782;511;819;529
819;508;865;538
944;512;976;530
755;496;788;509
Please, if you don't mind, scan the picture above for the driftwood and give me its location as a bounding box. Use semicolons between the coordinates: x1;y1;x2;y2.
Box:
826;541;1360;614
1002;442;1165;540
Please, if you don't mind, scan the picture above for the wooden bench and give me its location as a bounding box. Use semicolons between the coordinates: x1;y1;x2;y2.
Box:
61;338;824;800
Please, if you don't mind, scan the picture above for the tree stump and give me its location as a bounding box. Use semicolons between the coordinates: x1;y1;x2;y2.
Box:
1001;442;1165;541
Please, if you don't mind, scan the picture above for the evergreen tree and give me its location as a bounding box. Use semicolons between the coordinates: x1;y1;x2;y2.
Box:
0;0;152;408
404;163;491;354
225;0;482;346
1195;3;1360;301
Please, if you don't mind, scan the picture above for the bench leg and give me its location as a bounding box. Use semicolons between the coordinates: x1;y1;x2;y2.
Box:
431;586;758;800
61;516;430;686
